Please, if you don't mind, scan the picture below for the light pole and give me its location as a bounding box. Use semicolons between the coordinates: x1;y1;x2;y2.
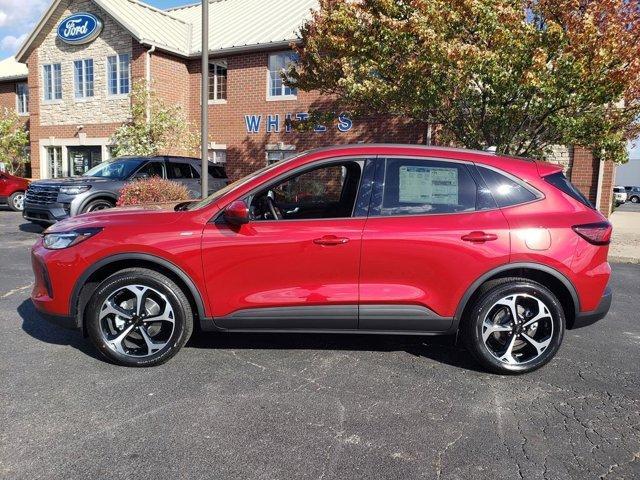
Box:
200;0;209;198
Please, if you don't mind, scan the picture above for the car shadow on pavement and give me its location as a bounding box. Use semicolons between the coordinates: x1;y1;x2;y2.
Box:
16;298;482;371
187;332;484;373
17;299;103;362
19;222;45;234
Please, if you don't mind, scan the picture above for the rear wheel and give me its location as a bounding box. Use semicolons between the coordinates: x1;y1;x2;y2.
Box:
631;195;639;203
462;278;565;374
85;268;193;367
8;191;25;211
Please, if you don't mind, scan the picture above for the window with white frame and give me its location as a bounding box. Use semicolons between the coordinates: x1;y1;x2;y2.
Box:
268;52;298;99
74;59;94;99
208;149;227;163
266;147;296;165
16;82;28;114
43;63;62;101
208;61;227;101
107;53;131;95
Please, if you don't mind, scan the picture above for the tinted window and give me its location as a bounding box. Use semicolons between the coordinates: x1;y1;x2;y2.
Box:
167;161;194;179
84;158;145;179
135;161;164;178
378;159;477;215
478;166;539;207
208;165;227;179
544;172;593;208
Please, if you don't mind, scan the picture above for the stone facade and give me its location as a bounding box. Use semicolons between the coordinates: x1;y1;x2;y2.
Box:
37;0;132;127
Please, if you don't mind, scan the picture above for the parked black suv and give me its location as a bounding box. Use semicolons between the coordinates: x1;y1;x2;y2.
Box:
23;156;228;225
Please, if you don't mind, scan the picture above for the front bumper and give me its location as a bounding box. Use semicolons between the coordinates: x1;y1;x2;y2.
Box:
32;303;79;330
23;201;70;224
573;285;612;329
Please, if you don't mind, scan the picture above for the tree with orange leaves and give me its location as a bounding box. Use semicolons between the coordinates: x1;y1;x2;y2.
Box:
290;0;640;162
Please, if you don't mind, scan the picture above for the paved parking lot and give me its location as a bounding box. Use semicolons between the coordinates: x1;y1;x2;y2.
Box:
0;208;638;480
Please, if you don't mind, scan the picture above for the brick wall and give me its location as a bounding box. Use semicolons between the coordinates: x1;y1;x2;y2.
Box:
569;146;614;217
0;79;29;124
182;50;428;180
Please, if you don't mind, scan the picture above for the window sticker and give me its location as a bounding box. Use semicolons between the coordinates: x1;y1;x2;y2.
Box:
398;166;459;205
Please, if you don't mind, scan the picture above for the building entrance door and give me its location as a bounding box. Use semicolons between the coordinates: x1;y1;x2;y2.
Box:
67;146;102;176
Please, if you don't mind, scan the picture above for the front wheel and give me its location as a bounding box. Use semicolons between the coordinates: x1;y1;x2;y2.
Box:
83;198;115;213
631;196;639;204
462;278;565;374
8;191;25;211
85;268;193;367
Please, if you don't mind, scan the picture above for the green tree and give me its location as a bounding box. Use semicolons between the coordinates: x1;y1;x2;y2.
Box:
290;0;640;162
110;81;197;157
0;108;29;176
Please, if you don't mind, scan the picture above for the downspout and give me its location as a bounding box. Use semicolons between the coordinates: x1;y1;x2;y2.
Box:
595;156;606;214
145;44;156;122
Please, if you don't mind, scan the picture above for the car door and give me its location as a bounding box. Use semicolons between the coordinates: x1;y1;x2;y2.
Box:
358;156;510;331
201;158;374;330
0;173;8;197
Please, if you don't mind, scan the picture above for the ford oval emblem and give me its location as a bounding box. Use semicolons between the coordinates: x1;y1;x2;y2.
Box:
57;13;103;45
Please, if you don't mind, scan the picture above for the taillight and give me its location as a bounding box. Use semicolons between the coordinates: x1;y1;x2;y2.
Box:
572;222;612;245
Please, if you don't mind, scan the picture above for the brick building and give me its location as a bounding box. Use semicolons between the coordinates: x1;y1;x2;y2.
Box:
0;0;615;214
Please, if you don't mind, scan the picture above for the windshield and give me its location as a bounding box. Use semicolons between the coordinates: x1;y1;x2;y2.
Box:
84;158;146;179
185;157;300;211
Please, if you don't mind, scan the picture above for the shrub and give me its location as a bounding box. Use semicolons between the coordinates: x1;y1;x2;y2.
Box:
117;177;191;207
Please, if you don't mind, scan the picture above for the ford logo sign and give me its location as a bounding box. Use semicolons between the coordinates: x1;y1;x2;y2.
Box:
57;13;103;45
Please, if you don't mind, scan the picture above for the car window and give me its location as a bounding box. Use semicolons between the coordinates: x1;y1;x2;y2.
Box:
249;161;363;221
543;171;592;208
375;158;478;216
167;161;195;179
477;166;540;208
189;165;201;179
135;161;164;179
208;165;227;179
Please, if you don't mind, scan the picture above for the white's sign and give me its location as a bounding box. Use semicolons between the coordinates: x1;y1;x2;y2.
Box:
244;113;353;134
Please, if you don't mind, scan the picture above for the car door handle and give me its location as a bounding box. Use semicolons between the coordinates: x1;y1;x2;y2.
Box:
461;231;498;243
313;235;349;246
286;207;300;214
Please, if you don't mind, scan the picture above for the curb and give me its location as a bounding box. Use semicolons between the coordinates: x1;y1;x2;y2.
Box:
608;256;640;264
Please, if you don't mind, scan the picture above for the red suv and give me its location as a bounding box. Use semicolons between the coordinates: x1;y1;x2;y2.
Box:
31;145;612;373
0;171;29;212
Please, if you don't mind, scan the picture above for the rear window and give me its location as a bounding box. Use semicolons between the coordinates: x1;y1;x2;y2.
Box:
544;172;593;208
477;166;539;207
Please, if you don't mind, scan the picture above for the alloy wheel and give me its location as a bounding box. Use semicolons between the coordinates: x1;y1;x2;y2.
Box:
482;293;554;365
87;200;113;212
12;193;24;211
99;284;176;357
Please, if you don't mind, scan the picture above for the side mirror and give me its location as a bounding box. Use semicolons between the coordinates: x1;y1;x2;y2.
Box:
223;200;250;226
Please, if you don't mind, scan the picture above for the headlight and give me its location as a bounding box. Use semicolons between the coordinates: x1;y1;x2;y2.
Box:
43;227;102;250
60;185;91;195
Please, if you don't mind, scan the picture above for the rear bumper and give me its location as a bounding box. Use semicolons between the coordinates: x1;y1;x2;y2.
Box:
573;285;612;329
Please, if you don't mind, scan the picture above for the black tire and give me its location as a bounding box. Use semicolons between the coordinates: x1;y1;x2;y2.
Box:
82;198;115;213
85;268;193;367
7;191;25;212
631;196;639;203
461;277;565;374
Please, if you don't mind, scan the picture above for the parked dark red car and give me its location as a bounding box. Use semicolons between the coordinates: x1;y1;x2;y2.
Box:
0;171;29;212
31;145;612;373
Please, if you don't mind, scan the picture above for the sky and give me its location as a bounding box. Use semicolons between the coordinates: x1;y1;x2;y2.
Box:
0;0;193;59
